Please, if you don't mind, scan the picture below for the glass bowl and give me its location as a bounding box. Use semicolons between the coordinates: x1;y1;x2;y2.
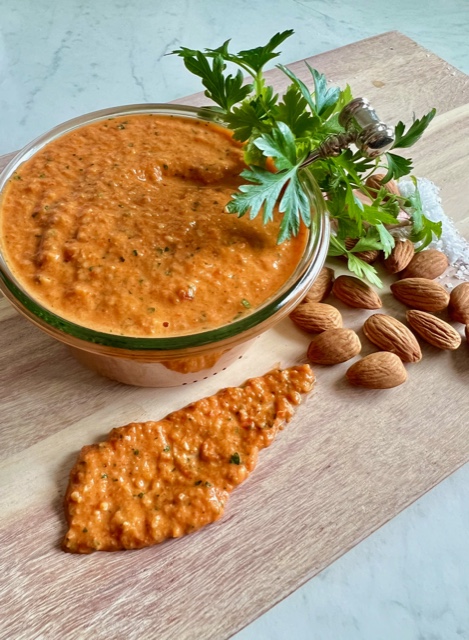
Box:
0;104;329;387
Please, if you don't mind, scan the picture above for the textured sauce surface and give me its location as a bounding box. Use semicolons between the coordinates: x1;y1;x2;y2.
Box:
1;114;307;337
62;365;315;553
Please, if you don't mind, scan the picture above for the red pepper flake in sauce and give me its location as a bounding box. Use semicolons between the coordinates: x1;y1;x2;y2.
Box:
62;365;314;553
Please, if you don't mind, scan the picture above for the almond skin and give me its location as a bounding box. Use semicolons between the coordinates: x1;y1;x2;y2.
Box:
390;277;450;312
406;310;462;350
448;282;469;324
290;302;342;333
332;275;382;310
302;267;334;303
346;352;407;389
383;239;414;274
400;249;448;279
363;313;422;363
307;328;361;365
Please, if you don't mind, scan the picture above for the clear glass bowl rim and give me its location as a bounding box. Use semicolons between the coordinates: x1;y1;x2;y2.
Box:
0;103;329;352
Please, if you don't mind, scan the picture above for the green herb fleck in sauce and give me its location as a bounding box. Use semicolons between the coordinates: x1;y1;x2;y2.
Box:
230;453;241;465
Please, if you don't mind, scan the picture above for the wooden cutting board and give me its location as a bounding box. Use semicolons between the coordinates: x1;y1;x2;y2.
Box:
1;32;468;640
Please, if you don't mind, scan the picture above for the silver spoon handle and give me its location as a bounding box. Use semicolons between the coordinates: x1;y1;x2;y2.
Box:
300;97;395;169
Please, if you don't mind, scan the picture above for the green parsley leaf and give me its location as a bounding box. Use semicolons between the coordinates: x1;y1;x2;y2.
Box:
344;184;365;232
234;30;294;73
230;452;241;465
277;64;317;114
335;151;369;184
406;177;442;250
277;170;311;241
375;223;395;258
172;49;252;111
227;122;311;240
306;64;341;116
254;121;299;169
347;228;383;253
204;31;294;76
224;99;271;142
393;108;436;149
328;235;383;287
227;165;289;224
316;113;344;137
327;235;347;257
214;30;294;76
243;138;266;166
275;85;318;138
382;152;413;182
332;83;353;114
347;254;383;287
360;203;399;227
227;163;310;242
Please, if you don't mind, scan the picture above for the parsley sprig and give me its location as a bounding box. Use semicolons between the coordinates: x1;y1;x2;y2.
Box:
172;32;439;285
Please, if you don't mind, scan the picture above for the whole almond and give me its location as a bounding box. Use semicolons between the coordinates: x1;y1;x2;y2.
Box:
332;275;382;309
448;282;469;324
363;313;422;363
307;328;361;365
365;174;400;199
390;277;449;312
344;238;380;264
400;249;448;279
290;302;342;333
302;266;334;303
406;310;462;350
383;239;414;274
346;352;407;389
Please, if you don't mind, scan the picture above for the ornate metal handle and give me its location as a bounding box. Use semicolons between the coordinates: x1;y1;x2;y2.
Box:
300;97;395;169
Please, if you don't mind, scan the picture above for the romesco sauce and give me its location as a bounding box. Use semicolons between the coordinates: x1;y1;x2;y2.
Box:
0;114;308;337
62;365;314;553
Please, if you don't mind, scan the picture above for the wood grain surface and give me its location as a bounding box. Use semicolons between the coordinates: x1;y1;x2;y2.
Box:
1;32;468;640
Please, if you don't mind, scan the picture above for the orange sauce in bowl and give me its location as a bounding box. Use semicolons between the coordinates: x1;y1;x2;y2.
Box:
0;114;307;337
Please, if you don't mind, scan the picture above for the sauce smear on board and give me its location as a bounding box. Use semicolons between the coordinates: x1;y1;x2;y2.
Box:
62;365;314;553
1;114;308;337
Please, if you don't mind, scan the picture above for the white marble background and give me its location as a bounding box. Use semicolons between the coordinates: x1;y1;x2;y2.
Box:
1;1;469;638
1;0;469;156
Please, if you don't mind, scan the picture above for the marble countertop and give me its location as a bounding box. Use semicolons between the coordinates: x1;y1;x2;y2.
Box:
1;1;469;638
